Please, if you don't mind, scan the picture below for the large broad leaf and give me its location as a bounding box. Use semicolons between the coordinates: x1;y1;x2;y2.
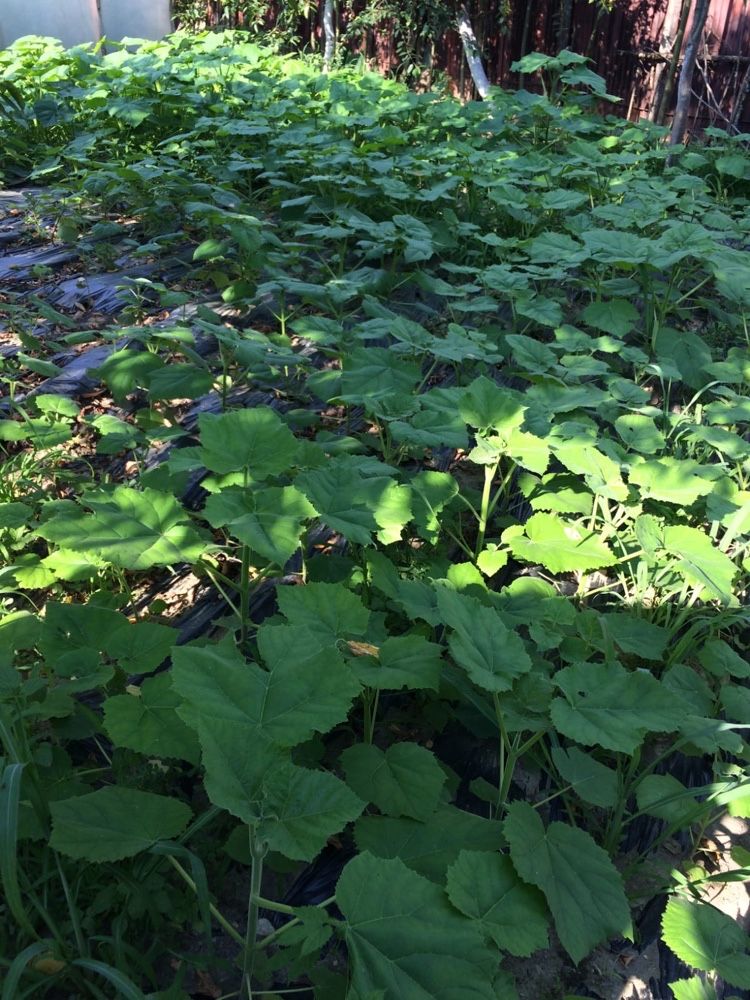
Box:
459;376;525;433
628;458;714;507
505;513;615;574
582;299;639;337
614;414;665;455
257;763;364;861
204;485;315;565
198;406;299;476
36;487;206;570
297;457;412;546
276;581;369;644
103;674;200;764
342;742;446;821
340;347;421;403
147;363;213;401
552;442;627;502
338;852;498;1000
662;898;750;989
348;634;443;692
436;588;532;693
698;639;750;679
635;774;700;827
172;642;359;749
551;746;618;808
355;805;502;882
410;471;459;544
598;613;669;661
551;660;684;753
50;787;191;862
663;525;738;604
504;801;631;964
446;850;549;957
669;979;718;1000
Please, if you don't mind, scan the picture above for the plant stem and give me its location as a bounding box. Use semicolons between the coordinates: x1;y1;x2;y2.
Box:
475;460;499;559
240;832;267;1000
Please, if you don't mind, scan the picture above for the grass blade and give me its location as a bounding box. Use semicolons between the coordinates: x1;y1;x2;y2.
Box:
0;762;36;937
1;941;53;1000
71;958;147;999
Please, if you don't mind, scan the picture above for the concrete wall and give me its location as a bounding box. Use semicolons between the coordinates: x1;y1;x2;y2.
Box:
0;0;171;48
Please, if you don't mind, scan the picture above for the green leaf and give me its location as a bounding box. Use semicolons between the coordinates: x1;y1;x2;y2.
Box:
504;801;631;964
349;634;443;692
663;525;738;604
629;459;713;507
342;742;446;821
582;299;639;337
355;805;502;882
635;774;700;827
147;364;213;401
205;485;315;565
172;642;359;750
654;328;712;390
340;347;421;403
297;457;412;546
276;582;369;644
446;850;549;957
103;674;201;763
92;349;163;402
670;978;718;1000
338;852;498;1000
552;660;684;753
198;406;298;476
552;443;627;502
662;898;750;988
36;487;206;570
410;471;458;544
0;503;32;530
505;513;616;574
258;763;364;861
460;376;525;433
614;414;665;454
50;787;192;862
551;747;618;808
698;639;750;679
599;613;669;661
107;620;175;674
436;588;532;693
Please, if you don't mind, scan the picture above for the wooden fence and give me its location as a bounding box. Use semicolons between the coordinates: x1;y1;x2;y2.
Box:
190;1;749;134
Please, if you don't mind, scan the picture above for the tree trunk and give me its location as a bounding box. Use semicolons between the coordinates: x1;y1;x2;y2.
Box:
654;0;692;125
518;0;534;90
457;4;492;99
557;0;574;53
322;0;335;72
669;0;710;145
649;0;688;122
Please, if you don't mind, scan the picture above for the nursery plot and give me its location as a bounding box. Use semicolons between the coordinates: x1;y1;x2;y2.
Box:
1;31;750;1000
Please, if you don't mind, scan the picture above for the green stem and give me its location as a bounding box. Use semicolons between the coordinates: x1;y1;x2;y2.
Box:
475;460;499;559
240;833;267;1000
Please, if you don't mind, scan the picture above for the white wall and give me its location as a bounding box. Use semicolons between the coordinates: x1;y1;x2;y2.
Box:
100;0;172;43
0;0;100;48
0;0;171;48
